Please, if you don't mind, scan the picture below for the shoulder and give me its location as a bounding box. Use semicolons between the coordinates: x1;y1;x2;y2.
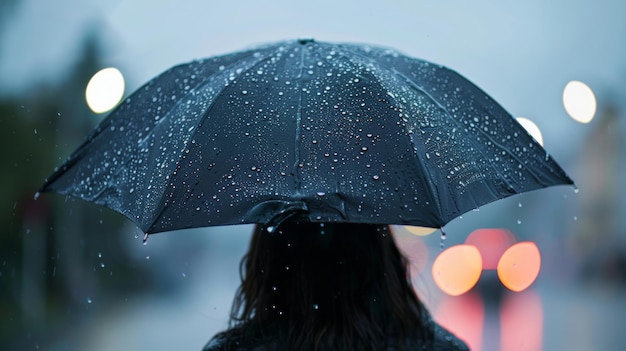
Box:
203;331;229;351
431;323;470;351
203;328;279;351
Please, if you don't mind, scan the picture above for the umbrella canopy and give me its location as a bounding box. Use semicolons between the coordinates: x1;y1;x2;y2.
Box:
39;39;573;234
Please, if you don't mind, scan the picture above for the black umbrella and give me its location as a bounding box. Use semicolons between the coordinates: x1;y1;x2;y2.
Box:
39;39;573;235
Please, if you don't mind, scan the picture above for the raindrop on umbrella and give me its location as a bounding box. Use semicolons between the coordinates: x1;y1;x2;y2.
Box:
38;39;574;235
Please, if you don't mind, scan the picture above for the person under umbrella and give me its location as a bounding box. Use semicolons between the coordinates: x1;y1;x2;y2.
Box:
39;39;573;351
204;221;469;351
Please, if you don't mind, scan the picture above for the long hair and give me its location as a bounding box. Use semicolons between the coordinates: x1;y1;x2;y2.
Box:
225;221;433;350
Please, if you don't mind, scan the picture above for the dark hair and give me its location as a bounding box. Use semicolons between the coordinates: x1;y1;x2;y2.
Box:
225;221;433;350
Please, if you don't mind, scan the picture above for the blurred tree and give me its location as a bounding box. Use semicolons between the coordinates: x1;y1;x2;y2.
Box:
0;0;19;34
0;30;160;349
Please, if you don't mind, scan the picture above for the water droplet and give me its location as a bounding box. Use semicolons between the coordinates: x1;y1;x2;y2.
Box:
372;175;380;180
517;219;522;225
100;262;105;268
267;226;276;233
181;272;187;278
87;298;92;304
313;304;319;310
142;233;149;245
145;255;150;260
241;90;248;95
98;252;102;258
316;191;326;196
439;229;447;250
33;192;40;200
518;202;523;208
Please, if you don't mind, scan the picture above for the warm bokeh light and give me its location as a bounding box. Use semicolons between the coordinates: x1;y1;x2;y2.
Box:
563;80;596;123
497;242;541;292
86;67;125;114
432;244;482;296
501;290;543;351
404;225;438;236
465;228;516;270
515;117;544;146
435;292;484;351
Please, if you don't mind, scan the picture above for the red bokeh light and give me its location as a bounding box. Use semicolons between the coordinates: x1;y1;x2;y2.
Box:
465;228;516;270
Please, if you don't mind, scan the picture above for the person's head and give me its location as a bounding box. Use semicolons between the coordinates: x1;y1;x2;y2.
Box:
229;221;431;350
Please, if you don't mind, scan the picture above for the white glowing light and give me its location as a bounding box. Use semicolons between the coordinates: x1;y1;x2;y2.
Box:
563;80;596;123
516;117;544;146
86;68;125;114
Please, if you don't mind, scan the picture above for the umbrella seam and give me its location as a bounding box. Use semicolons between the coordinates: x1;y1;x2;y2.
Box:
334;46;447;225
293;45;306;191
338;47;547;211
387;67;537;212
146;46;287;233
385;63;548;187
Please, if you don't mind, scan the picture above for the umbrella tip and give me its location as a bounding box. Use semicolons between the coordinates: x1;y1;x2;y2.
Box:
297;38;315;45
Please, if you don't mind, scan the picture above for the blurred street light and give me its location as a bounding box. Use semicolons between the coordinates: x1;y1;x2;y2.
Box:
85;67;125;113
563;80;596;123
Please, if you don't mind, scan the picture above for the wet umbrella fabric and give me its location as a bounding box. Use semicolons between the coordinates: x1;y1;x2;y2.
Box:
40;39;573;234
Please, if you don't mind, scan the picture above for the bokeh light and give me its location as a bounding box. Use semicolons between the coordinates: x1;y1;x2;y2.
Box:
563;80;596;123
515;117;544;146
465;228;516;270
432;244;482;296
497;242;541;292
85;67;125;114
435;292;484;351
501;290;543;351
404;225;438;236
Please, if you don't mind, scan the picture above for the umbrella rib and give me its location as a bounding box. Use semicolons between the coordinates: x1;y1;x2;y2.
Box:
292;45;307;191
333;47;447;222
378;59;544;182
145;48;285;233
324;48;442;224
335;47;529;217
386;67;547;198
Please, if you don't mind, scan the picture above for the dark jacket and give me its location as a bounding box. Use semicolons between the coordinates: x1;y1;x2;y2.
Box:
203;320;469;351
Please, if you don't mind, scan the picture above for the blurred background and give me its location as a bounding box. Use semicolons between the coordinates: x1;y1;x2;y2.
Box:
1;0;624;350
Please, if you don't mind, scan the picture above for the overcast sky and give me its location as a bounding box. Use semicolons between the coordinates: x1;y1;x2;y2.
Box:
1;0;625;152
